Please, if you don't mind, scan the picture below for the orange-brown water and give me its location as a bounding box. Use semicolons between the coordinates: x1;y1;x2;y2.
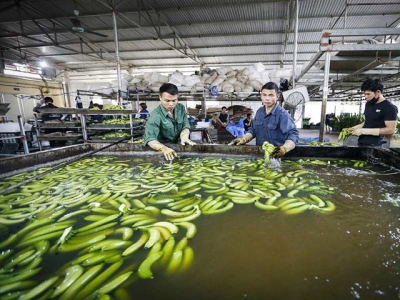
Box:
1;157;400;299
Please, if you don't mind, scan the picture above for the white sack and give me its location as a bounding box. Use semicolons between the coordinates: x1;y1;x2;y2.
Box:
205;72;217;84
227;77;237;84
253;62;266;73
233;83;242;92
130;76;142;83
217;66;233;75
248;80;263;91
248;72;262;81
226;70;238;77
158;75;169;83
170;71;185;83
221;83;234;93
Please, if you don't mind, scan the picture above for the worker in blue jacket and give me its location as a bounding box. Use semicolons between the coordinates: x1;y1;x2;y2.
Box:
229;82;299;157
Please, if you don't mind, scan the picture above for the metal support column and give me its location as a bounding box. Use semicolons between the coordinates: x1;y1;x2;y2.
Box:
33;114;42;151
130;113;134;142
112;9;122;105
63;70;72;107
292;0;299;89
81;114;88;144
17;115;29;154
319;51;331;142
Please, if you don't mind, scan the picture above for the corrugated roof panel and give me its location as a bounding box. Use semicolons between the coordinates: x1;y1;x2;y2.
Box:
160;2;287;24
175;20;285;36
299;0;345;18
202;53;282;64
195;45;283;56
184;34;284;48
120;49;184;60
347;1;400;15
128;57;197;66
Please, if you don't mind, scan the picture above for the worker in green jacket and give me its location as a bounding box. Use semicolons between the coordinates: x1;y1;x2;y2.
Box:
144;83;195;160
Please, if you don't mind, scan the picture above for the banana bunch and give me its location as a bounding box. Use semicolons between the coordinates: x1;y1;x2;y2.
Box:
0;155;349;298
103;119;130;125
338;128;351;141
300;141;341;147
103;104;124;110
128;139;144;144
261;141;276;162
101;132;131;138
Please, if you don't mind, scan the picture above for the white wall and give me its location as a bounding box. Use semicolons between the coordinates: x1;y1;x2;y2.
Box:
303;101;364;125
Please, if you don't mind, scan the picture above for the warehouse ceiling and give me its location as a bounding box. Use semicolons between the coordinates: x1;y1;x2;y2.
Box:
0;0;399;99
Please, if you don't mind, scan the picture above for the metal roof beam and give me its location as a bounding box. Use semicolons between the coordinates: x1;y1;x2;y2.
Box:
3;13;400;39
0;29;334;50
325;28;400;37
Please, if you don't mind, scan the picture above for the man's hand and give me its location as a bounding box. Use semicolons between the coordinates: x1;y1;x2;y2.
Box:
147;140;178;161
180;128;196;146
350;128;380;136
271;140;295;158
160;147;178;160
228;133;253;146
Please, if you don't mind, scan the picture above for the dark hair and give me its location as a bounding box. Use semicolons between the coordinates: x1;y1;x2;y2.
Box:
261;82;279;95
44;97;54;104
247;113;252;117
361;78;383;93
222;106;227;110
139;103;147;109
159;83;178;95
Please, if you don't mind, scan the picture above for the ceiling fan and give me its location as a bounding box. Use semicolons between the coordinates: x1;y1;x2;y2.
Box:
69;9;108;38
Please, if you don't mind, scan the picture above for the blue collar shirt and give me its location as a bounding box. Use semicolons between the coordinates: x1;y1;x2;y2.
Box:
248;103;299;146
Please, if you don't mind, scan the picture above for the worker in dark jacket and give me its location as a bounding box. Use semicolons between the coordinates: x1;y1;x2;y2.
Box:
33;97;64;122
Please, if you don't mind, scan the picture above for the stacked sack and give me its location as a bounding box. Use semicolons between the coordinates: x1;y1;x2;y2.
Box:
199;62;271;99
105;62;295;96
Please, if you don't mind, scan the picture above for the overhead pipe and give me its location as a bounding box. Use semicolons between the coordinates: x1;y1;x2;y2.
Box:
112;9;122;105
292;0;299;88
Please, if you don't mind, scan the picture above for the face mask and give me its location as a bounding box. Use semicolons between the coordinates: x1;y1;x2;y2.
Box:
368;95;379;105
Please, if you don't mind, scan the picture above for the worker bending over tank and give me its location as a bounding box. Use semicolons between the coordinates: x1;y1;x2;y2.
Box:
229;82;299;158
144;83;196;160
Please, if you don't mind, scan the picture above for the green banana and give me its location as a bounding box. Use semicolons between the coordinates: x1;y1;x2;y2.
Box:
160;238;175;265
180;246;194;271
231;196;259;205
174;222;197;239
122;232;149;256
0;280;36;295
319;201;336;212
142;227;161;249
115;227;134;240
57;234;106;252
97;271;133;294
309;194;326;207
166;250;183;274
161;207;196;218
285;204;311;215
202;202;234;215
147;222;179;234
138;251;164;279
75;260;124;299
58;264;104;300
15;276;58;300
254;200;279;211
0;268;42;285
169;206;201;222
77;214;120;232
